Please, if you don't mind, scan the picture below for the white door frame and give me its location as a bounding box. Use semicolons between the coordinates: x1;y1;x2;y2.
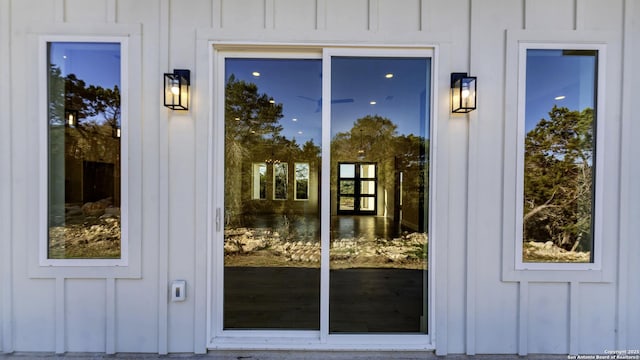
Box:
206;43;439;351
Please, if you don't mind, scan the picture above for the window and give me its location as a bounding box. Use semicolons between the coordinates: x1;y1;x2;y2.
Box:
273;162;288;200
516;44;603;269
294;162;309;200
45;41;124;261
252;162;267;199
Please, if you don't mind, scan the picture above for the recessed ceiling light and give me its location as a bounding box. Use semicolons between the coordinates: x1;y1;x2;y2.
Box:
370;101;377;105
555;95;566;100
298;131;303;135
292;118;298;122
269;99;275;104
235;117;240;121
385;73;393;78
252;71;260;77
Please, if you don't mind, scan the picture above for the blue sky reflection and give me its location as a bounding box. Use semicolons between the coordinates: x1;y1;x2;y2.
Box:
331;57;430;139
225;56;430;147
525;49;596;132
226;58;323;147
49;42;121;89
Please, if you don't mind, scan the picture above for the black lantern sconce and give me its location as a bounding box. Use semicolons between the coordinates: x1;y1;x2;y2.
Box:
450;72;477;113
65;109;79;127
164;69;190;110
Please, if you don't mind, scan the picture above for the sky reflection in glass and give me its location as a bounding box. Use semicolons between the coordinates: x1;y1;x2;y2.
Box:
225;58;323;146
331;57;429;138
49;42;121;89
225;57;430;146
525;49;596;131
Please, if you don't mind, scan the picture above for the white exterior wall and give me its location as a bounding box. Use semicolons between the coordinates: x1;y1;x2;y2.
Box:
0;0;638;355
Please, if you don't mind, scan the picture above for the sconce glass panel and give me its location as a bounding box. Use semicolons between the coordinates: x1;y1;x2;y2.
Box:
451;73;477;113
46;41;122;259
164;70;190;110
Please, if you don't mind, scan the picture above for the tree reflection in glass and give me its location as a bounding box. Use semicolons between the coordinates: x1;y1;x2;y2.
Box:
329;57;430;333
47;42;122;259
223;59;322;330
523;49;597;263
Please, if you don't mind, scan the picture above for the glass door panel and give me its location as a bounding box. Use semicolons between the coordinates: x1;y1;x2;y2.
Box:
360;164;376;178
223;58;322;330
329;56;430;333
215;50;432;342
359;197;375;211
360;181;375;195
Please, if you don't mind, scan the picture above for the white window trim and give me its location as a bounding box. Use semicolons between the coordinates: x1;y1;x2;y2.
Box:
502;30;618;282
293;162;310;201
515;42;605;271
27;24;142;278
38;35;129;267
208;45;438;350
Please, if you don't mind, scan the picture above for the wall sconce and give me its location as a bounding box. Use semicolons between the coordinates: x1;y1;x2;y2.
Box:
65;109;78;127
164;69;190;110
451;72;477;113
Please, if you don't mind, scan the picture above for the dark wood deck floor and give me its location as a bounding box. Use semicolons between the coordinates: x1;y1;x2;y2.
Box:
224;267;426;333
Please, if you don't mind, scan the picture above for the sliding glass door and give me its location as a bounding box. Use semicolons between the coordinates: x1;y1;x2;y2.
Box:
222;57;323;330
213;48;432;344
328;55;430;333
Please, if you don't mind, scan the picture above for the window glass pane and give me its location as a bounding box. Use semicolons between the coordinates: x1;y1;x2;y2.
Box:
359;197;375;211
47;42;122;259
252;163;267;199
523;49;597;263
339;163;355;178
330;56;430;333
360;164;375;178
223;58;322;330
295;163;309;200
360;180;375;195
339;197;354;211
339;180;355;195
274;162;288;200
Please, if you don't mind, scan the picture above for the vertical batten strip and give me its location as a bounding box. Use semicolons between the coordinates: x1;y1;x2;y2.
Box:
55;277;65;354
193;32;210;354
434;43;452;355
573;0;578;30
54;0;64;23
315;0;326;30
158;0;170;355
368;0;379;32
523;0;529;30
616;0;632;350
419;0;429;32
106;278;116;354
106;0;117;23
518;281;529;356
569;282;579;355
0;0;13;353
465;0;476;355
212;0;222;29
265;0;274;29
521;0;526;29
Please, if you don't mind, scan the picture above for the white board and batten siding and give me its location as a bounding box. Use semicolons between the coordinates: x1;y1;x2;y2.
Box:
0;0;638;356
